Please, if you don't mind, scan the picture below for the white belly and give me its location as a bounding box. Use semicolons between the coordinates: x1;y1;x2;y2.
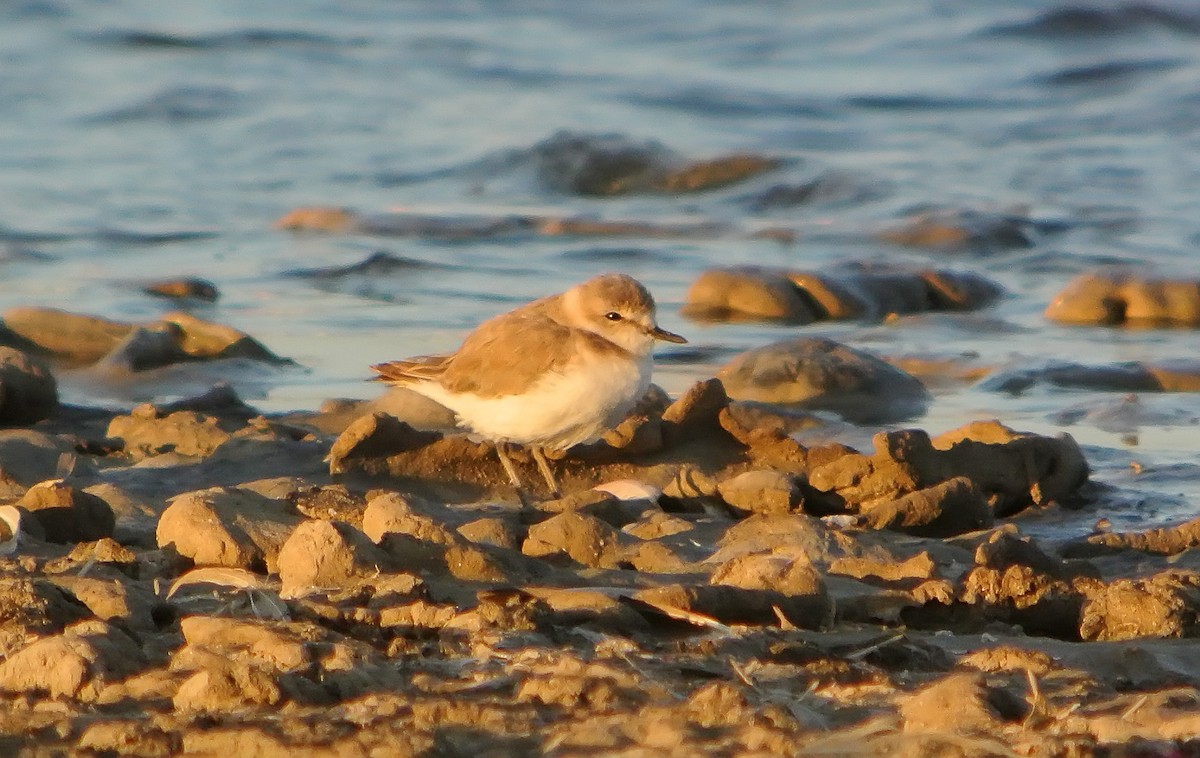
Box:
417;352;650;450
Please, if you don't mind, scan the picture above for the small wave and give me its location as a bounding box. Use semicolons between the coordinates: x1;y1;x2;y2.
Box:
990;4;1200;38
94;228;219;245
87;85;239;123
1036;57;1184;86
85;28;362;50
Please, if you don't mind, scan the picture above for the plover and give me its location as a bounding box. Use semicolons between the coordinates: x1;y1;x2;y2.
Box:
372;273;685;502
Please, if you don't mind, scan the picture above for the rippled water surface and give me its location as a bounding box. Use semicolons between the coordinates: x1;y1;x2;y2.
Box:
4;0;1200;530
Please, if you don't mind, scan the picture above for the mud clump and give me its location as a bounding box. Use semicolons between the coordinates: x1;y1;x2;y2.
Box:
683;263;1002;323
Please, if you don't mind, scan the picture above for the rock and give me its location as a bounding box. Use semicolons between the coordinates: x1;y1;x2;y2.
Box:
78;721;175;757
829;551;939;583
523;512;629;569
159;311;288;363
0;306;132;365
809;423;1088;517
95;324;191;372
107;405;236;459
361;492;458;545
457;517;522;550
179;616;314;672
857;476;993;537
879;208;1036;250
0;430;79;486
976;528;1097;581
143;277;220;302
711;514;842;567
156;487;303;572
708;553;833;628
47;576;161;632
1064;514;1200;558
717;470;803;515
682;267;817;323
960;564;1084;640
276;520;392;596
274;206;360;232
682;264;1003;324
0;620;146;700
717;337;929;424
0;578;91;658
1046;271;1200;327
1079;572;1200;641
327;413;441;476
17;480;115;543
661;378;731;447
0;307;286;369
899;673;1019;734
634;582;825;629
172;658;283;711
0;347;57;423
367;387;458;431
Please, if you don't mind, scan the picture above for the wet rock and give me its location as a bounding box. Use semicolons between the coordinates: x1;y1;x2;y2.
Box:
0;347;57;423
0;620;146;700
1079;572;1200;641
274;206;359;233
1046;270;1200;327
106;404;235;459
1064;514;1200;558
523;511;629;569
879;208;1036;250
143;277;220;302
529;130;778;197
717;337;929;424
0;578;92;657
682;264;1002;324
857;476;993;537
17;480;115;543
277;519;392;596
681;266;817;323
716;470;803;515
0;306;132;365
160;311;287;363
156;486;304;572
899;673;1019;734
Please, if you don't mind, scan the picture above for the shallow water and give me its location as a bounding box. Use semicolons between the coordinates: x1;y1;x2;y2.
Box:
4;0;1200;531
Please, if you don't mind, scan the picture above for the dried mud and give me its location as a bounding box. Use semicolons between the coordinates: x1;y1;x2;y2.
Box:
1;370;1198;756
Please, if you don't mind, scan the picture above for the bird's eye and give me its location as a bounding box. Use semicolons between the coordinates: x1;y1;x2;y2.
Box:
605;311;623;321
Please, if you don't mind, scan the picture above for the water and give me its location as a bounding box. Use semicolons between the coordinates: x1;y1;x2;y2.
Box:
4;0;1200;531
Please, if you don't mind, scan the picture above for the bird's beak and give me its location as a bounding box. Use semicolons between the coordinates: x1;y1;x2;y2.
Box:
649;325;687;344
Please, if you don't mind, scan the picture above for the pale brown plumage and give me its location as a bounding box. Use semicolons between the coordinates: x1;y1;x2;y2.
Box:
371;273;685;503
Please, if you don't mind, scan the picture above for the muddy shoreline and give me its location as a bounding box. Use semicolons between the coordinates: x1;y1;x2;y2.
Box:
2;350;1199;756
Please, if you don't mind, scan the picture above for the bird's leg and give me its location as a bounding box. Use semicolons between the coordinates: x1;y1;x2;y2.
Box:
531;446;562;499
494;442;533;507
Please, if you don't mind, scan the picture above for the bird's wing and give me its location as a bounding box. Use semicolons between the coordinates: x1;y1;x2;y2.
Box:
371;354;452;383
434;308;580;397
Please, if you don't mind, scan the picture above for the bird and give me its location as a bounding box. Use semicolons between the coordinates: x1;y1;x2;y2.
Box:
371;272;686;503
